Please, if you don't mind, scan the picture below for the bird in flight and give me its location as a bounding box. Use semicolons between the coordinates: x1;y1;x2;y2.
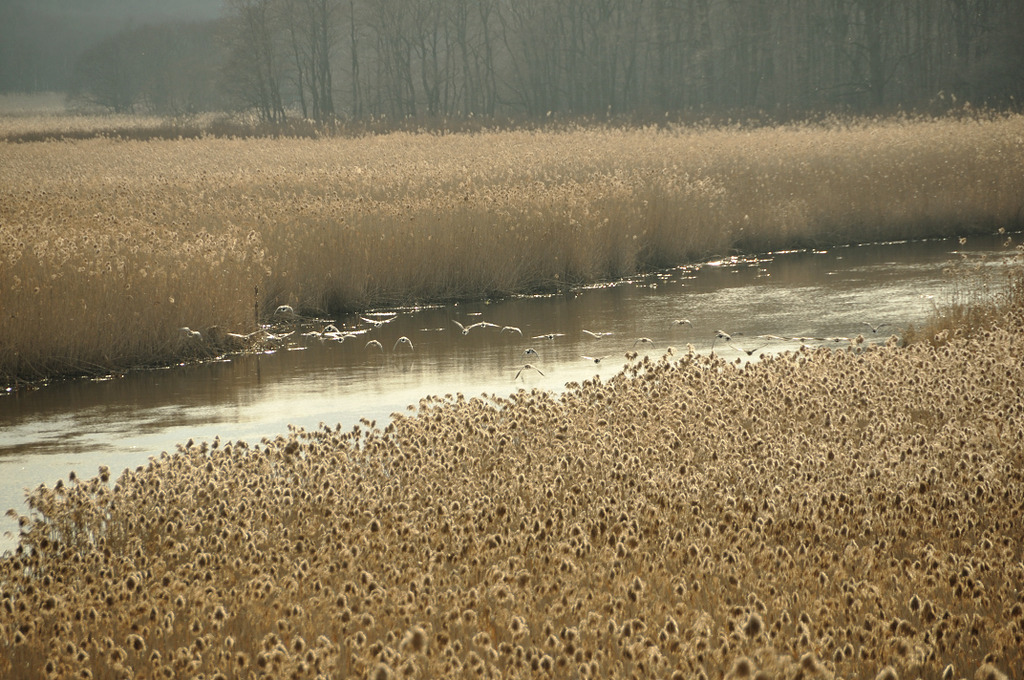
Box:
274;304;296;317
711;330;732;351
861;322;890;333
729;343;766;357
673;319;693;327
532;332;566;340
365;340;384;351
514;364;545;381
393;336;414;351
632;337;655;348
501;325;523;336
453;320;498;335
582;329;613;339
581;355;609;364
362;315;398;328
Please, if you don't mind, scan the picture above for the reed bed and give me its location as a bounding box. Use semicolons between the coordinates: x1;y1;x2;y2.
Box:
3;115;1024;383
3;282;1023;679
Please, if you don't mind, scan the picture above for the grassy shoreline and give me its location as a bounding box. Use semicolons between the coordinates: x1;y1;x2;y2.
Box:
3;114;1024;385
2;272;1022;679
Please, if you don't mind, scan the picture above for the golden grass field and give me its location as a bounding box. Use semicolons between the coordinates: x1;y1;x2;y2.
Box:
2;275;1022;679
2;114;1024;384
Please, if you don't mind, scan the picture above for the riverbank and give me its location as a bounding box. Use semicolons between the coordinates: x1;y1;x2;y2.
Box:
2;271;1022;679
3;114;1024;386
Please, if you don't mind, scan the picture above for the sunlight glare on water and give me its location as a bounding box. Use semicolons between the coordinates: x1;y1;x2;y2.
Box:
1;234;1019;551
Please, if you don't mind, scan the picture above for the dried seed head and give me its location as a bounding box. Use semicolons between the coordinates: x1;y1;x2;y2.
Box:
729;656;754;678
875;666;899;680
974;664;1008;680
401;626;427;654
743;613;763;638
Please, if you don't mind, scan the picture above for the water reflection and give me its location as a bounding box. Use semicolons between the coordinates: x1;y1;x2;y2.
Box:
1;234;1018;551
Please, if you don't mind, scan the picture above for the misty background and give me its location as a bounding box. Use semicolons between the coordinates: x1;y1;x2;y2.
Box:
1;0;1023;121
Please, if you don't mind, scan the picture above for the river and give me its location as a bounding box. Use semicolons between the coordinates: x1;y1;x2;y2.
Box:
1;234;1018;552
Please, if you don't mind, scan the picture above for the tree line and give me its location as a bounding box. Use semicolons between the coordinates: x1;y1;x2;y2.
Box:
62;0;1024;120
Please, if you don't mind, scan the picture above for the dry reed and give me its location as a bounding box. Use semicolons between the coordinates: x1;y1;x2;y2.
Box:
3;114;1024;383
2;276;1022;679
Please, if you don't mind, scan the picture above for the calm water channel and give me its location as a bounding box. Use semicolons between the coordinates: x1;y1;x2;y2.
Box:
1;234;1019;551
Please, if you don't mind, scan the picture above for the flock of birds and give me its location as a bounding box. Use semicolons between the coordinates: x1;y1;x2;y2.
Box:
179;303;896;382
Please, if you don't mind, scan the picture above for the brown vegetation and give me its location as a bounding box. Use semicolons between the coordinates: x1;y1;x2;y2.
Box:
2;281;1023;679
3;114;1024;384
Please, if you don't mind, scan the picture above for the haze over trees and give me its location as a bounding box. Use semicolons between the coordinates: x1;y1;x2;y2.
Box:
2;0;1023;120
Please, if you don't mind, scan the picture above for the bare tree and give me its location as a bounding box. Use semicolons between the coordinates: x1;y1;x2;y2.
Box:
224;0;287;122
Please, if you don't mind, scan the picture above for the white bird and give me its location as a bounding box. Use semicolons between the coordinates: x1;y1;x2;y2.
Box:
179;326;202;339
225;330;260;345
673;319;693;327
581;355;608;364
711;329;731;351
274;304;296;317
362;315;397;328
453;320;495;334
523;348;539;357
582;329;612;339
263;330;294;342
532;332;566;340
729;343;766;357
306;324;346;341
861;322;890;333
501;325;523;336
365;340;384;351
393;336;414;351
514;364;545;381
632;337;655;348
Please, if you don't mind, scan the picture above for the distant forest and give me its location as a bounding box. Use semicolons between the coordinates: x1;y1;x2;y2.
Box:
3;0;1023;120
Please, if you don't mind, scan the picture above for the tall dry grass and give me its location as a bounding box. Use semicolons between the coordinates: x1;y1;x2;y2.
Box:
2;285;1023;679
904;234;1024;347
2;114;1024;383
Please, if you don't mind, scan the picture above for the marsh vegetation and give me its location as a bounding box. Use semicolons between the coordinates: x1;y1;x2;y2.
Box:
2;275;1023;679
3;114;1024;385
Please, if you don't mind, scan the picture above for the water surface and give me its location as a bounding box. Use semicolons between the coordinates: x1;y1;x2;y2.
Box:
1;234;1017;551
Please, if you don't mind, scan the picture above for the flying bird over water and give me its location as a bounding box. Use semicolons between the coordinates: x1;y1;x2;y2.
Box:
861;322;891;333
453;320;497;335
274;304;296;317
365;340;384;351
362;315;397;328
514;364;545;381
730;343;766;357
581;355;609;364
673;319;694;327
582;329;613;339
711;330;732;351
393;336;414;351
633;337;655;348
532;332;566;340
501;325;524;336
